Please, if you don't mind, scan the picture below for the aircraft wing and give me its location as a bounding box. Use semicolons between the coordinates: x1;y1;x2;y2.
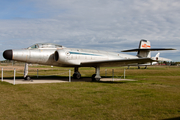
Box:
81;58;154;67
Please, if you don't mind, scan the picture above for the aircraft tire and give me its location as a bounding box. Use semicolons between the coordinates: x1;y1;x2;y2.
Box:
91;74;96;81
76;73;81;79
73;73;76;79
73;73;81;79
95;78;100;81
24;76;31;80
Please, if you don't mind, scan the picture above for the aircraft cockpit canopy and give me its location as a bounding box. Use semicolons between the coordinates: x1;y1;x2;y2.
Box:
27;43;63;49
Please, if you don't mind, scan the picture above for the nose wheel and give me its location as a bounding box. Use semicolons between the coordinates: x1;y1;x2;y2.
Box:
24;76;31;80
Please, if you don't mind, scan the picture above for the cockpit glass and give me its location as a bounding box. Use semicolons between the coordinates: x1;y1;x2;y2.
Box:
28;43;62;49
30;45;38;49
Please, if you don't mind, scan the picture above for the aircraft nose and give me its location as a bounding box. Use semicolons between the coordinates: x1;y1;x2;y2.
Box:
3;49;13;60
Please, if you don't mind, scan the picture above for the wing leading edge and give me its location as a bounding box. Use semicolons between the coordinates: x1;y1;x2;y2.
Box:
81;58;154;67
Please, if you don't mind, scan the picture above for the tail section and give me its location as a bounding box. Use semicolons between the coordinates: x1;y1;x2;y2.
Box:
121;39;175;59
139;40;151;49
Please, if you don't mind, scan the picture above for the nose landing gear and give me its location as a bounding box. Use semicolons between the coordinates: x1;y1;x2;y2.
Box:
24;63;31;80
24;76;31;80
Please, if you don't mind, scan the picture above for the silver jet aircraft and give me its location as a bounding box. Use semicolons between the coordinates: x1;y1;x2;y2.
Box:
3;40;175;81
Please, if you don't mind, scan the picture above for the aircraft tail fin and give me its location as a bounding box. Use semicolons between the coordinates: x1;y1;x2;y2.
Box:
137;40;151;58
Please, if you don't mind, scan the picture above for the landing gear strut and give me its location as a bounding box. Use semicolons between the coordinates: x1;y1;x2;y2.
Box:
73;67;81;79
24;63;31;80
92;66;101;81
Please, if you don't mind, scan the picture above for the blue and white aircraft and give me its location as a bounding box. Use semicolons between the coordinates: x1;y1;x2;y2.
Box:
3;40;175;81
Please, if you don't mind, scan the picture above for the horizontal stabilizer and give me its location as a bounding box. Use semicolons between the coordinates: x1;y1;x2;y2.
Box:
122;48;176;52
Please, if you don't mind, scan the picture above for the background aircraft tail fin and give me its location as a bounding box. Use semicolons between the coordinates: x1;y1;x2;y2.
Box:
155;52;160;58
152;52;172;61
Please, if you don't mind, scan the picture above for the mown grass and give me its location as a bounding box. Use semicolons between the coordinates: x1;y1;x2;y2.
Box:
0;66;180;120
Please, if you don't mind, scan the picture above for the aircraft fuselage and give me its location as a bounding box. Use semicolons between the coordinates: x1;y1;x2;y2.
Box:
10;48;138;67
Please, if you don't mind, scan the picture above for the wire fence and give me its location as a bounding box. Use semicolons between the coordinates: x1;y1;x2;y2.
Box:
0;67;126;79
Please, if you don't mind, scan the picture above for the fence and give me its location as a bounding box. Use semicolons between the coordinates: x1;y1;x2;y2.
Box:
0;67;127;85
0;68;73;85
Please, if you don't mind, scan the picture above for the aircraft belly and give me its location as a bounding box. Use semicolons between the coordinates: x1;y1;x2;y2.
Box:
80;62;131;67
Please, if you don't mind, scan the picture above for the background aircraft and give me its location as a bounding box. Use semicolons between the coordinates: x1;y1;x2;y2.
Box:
3;40;175;81
127;52;172;69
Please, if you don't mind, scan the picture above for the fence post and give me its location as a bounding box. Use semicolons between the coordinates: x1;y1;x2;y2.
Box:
112;69;114;81
124;69;126;79
14;68;16;85
1;68;3;82
105;69;107;77
37;69;38;78
69;69;71;82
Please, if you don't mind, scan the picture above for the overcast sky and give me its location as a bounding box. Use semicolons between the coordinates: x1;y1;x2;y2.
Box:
0;0;179;61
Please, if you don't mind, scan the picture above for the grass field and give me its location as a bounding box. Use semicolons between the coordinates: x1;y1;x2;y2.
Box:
0;65;180;120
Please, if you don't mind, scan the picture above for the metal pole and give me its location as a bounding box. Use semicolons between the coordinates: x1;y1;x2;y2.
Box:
69;69;71;82
37;69;38;78
1;68;3;82
124;69;126;79
112;69;114;81
14;68;16;85
105;69;107;77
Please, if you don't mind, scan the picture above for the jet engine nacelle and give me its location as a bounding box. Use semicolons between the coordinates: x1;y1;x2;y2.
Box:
54;49;80;66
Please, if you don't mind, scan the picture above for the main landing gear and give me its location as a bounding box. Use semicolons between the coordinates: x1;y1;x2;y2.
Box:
73;66;101;81
24;63;31;80
91;66;101;81
73;67;81;79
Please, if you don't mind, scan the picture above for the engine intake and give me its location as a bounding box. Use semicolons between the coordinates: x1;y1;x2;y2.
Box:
54;50;67;64
54;51;59;61
54;50;80;65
